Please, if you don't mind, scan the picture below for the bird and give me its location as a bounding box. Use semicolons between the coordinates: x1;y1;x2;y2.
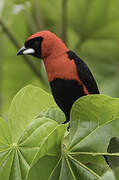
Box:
17;30;99;124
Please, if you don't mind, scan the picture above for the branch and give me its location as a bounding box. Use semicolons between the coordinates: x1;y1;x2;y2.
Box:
0;18;45;84
61;0;68;45
34;0;44;30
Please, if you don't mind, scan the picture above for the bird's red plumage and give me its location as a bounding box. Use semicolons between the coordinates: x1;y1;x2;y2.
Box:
26;31;89;95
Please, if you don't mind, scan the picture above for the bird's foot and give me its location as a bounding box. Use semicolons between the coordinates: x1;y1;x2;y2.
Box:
62;121;70;131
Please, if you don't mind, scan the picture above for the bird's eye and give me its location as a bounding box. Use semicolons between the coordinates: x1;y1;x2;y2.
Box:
25;40;32;48
34;41;39;46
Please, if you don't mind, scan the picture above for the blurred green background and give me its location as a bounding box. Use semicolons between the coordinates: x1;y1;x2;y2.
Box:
0;0;119;116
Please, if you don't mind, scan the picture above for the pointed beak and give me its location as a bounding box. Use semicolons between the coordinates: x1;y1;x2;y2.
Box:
17;46;35;56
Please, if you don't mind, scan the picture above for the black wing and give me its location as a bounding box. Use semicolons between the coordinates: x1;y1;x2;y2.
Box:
67;50;100;94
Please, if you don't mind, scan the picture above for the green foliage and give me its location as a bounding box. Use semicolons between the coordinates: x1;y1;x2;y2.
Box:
0;86;66;180
1;0;119;178
1;85;119;179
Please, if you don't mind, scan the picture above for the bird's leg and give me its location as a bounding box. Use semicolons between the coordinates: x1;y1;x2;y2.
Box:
62;115;70;131
67;123;70;131
62;115;69;124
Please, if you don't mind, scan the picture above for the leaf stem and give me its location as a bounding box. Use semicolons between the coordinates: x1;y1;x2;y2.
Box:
70;151;119;156
48;157;62;180
68;154;101;178
65;157;77;180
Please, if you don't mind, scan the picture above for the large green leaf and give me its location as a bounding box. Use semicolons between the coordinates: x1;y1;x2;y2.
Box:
0;117;65;180
69;95;119;148
49;95;119;179
8;85;56;142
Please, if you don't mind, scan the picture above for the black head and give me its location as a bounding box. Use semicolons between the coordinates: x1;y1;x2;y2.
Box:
17;36;43;58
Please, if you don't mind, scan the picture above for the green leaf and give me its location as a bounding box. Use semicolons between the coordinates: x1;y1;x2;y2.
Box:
39;107;65;124
69;95;119;148
49;95;119;179
67;95;119;178
8;85;56;142
0;117;65;180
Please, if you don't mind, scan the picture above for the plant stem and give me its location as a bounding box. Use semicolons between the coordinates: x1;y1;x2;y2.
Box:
61;0;68;45
70;151;119;156
34;0;44;30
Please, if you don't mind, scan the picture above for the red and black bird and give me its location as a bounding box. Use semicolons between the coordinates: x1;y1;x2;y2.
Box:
17;31;99;123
